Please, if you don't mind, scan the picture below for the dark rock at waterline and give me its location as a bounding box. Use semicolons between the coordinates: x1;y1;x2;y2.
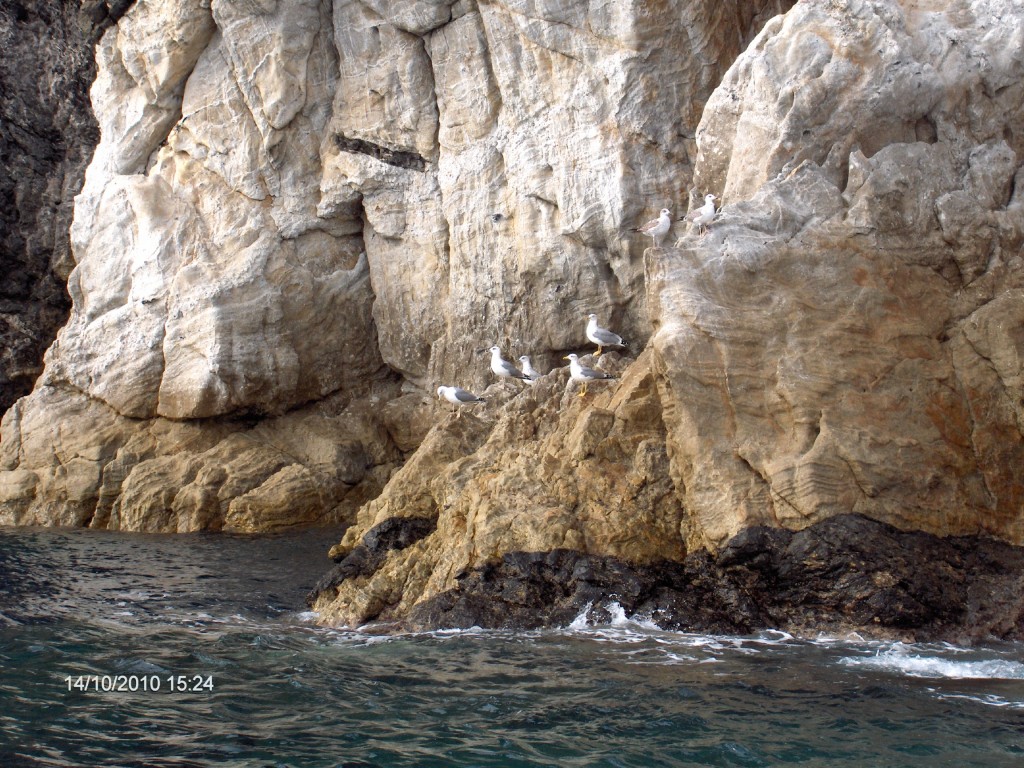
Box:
394;515;1024;642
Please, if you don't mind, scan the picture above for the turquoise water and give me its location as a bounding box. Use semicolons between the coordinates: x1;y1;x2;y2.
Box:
1;528;1023;767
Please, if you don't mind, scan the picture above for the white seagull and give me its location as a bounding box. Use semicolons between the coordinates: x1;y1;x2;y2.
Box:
489;346;529;381
518;355;542;383
586;314;627;357
437;386;486;417
564;353;617;397
680;194;717;235
633;208;672;247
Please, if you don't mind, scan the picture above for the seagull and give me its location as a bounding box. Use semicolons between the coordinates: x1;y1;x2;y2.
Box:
518;355;542;383
564;353;617;397
489;346;530;381
586;314;627;357
680;194;717;235
436;386;486;417
633;208;672;247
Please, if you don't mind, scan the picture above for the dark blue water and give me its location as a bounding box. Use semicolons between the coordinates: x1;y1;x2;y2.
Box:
1;528;1023;767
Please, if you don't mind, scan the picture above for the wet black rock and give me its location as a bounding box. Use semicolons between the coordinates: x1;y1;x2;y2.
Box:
400;515;1024;643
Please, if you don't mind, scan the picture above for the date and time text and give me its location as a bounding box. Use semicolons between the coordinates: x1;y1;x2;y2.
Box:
65;674;214;693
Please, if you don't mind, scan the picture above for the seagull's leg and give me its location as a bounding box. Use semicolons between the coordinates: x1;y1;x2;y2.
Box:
595;345;603;357
578;382;588;397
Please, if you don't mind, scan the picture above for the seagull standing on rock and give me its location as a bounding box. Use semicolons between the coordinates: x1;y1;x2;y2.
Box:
436;386;486;418
586;314;627;357
633;208;672;247
518;355;542;383
680;194;717;236
489;346;530;381
564;354;617;397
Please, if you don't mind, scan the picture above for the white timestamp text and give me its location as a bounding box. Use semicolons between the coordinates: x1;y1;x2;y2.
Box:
65;674;214;693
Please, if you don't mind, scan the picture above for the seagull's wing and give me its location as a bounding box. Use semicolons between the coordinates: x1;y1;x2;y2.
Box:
590;326;624;346
452;387;485;403
577;364;616;380
499;359;528;379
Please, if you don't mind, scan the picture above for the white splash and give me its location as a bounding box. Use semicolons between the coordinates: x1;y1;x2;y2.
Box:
840;644;1024;680
606;602;629;626
568;602;593;630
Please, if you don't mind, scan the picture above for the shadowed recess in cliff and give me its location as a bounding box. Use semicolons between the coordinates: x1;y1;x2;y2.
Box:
333;133;428;172
79;0;136;43
0;0;118;417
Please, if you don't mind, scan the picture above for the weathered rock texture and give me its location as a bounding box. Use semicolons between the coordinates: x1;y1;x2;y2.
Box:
393;514;1024;643
3;0;1024;638
309;0;1024;637
0;1;130;416
660;0;1024;548
1;0;790;531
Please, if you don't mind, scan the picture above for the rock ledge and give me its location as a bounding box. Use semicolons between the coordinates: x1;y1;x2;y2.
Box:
310;514;1024;644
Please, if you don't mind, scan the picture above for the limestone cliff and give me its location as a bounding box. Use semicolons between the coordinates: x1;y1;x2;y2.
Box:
1;0;789;531
2;0;1023;638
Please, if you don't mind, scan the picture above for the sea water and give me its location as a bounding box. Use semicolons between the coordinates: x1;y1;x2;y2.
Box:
1;527;1022;767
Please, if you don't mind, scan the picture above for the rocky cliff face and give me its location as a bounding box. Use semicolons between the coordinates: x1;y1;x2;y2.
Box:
0;0;790;531
2;0;1023;638
308;0;1024;638
0;1;130;417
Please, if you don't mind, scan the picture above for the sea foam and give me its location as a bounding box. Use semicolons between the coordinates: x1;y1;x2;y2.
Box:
839;645;1024;680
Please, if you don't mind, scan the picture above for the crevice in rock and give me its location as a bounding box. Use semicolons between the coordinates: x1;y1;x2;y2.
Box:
333;133;428;172
736;449;783;524
0;1;106;417
79;0;136;44
838;452;872;500
914;115;938;144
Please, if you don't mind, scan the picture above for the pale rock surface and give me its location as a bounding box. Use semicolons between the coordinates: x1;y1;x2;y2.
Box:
1;0;786;530
660;0;1024;548
0;382;401;532
319;0;796;389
